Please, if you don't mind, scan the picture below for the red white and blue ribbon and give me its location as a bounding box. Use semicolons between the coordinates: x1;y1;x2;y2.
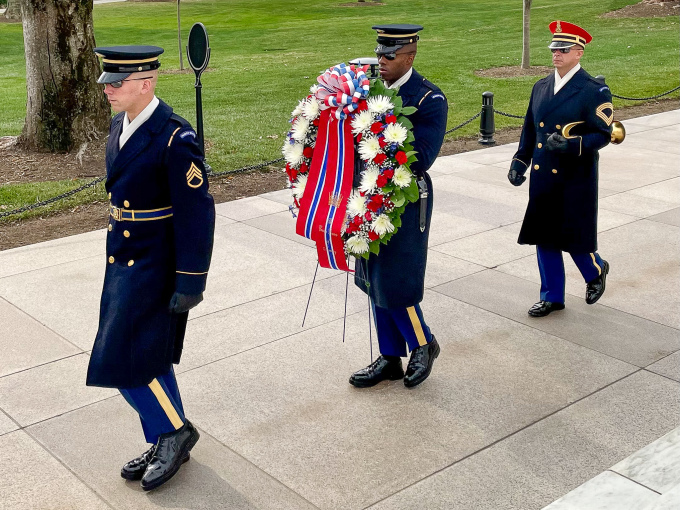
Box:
296;64;370;271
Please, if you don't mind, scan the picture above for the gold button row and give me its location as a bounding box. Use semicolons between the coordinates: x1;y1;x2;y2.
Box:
534;164;539;170
537;143;543;149
107;256;135;266
539;122;544;127
552;169;558;174
556;124;562;130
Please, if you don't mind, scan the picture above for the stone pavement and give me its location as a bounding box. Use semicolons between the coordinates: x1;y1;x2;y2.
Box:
0;110;678;510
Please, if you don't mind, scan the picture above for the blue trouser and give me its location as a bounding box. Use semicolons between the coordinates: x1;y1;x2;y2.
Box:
372;301;433;357
119;367;185;444
537;245;605;303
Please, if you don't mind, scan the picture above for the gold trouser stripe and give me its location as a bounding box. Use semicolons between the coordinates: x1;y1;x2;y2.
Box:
168;127;181;147
148;378;184;430
406;306;428;347
590;253;602;275
418;90;433;106
176;270;208;275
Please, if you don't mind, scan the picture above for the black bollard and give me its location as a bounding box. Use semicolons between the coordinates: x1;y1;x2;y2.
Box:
479;91;496;145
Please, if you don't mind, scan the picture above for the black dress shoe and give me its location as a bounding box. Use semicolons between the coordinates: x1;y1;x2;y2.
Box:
528;301;565;317
121;445;189;481
586;260;609;305
349;356;405;388
141;420;200;491
404;336;440;388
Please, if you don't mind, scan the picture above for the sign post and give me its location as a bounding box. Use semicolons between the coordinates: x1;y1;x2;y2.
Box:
186;23;211;165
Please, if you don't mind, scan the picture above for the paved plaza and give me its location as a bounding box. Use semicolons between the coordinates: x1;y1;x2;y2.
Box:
0;110;678;509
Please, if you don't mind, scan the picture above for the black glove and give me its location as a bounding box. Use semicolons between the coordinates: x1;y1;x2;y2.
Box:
545;132;569;152
507;168;526;187
169;292;203;313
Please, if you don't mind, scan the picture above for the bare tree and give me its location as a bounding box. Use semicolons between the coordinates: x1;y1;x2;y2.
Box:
4;0;21;20
177;0;184;70
19;0;109;152
521;0;532;69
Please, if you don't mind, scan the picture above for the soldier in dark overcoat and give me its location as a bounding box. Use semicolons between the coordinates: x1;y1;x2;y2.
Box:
351;25;447;389
86;46;215;491
508;21;613;317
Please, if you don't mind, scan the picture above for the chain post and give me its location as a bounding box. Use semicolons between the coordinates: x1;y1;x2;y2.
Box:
479;91;496;145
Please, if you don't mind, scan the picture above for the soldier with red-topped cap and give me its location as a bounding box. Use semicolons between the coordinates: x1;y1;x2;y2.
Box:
508;21;613;317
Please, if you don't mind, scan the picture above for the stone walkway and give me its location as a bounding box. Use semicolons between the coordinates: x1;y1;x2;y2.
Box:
0;110;678;509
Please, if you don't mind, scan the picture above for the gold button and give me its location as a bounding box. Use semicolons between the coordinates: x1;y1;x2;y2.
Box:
108;256;115;264
534;164;540;170
108;192;112;199
108;224;112;232
123;200;130;208
538;143;543;149
552;169;558;174
128;260;135;267
556;124;561;130
539;122;544;127
123;230;130;238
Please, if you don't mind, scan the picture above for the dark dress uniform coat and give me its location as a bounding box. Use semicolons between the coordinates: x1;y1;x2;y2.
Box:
511;68;613;253
355;69;448;309
87;99;215;389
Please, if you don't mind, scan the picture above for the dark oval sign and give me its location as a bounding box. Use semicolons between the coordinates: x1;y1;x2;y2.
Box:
187;23;210;73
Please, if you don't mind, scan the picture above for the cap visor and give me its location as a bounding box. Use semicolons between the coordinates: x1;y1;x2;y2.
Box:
97;71;132;84
375;44;403;55
548;41;576;49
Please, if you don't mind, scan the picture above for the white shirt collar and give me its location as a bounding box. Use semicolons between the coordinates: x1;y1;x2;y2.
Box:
554;64;581;95
119;95;160;149
387;67;413;91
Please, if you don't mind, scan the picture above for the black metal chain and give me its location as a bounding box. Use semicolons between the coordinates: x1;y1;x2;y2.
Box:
207;157;285;178
444;111;481;135
0;176;106;220
494;109;526;119
611;85;680;101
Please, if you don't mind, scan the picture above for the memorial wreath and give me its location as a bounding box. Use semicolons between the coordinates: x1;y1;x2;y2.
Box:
283;63;419;271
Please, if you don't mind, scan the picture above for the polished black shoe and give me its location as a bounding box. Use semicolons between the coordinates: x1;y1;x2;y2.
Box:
349;356;405;388
121;445;189;481
528;301;565;317
586;260;609;305
404;336;440;388
140;420;199;491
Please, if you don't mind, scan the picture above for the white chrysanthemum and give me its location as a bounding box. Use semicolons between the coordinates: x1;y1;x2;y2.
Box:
347;190;366;217
372;214;395;236
351;110;374;135
282;142;305;167
292;174;308;199
383;122;408;145
291;99;305;117
359;167;380;193
309;84;320;95
346;235;369;254
358;136;381;161
291;116;310;141
367;95;394;115
302;98;320;120
393;165;412;188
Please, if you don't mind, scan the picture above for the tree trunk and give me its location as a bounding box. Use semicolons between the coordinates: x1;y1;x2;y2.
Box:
521;0;532;69
4;0;22;20
19;0;110;152
177;0;184;70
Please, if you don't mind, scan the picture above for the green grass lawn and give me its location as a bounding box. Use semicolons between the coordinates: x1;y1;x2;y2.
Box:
0;0;678;220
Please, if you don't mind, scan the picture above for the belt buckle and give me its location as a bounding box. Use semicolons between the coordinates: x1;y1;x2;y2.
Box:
110;206;123;221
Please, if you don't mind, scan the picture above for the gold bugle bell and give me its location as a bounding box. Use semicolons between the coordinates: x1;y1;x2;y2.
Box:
610;120;626;144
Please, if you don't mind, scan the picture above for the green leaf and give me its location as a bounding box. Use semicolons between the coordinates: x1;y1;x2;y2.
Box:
369;241;381;255
405;151;417;157
405;131;415;144
392;96;403;109
398;116;413;129
392;214;402;228
403;179;419;202
391;194;405;208
401;106;417;115
407;154;419;165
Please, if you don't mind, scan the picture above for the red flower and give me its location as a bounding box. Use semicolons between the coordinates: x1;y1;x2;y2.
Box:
370;122;383;134
368;231;380;241
289;169;298;181
366;201;380;212
299;162;309;173
383;169;394;179
303;147;314;158
371;194;384;206
346;223;357;234
373;153;387;165
352;215;363;226
356;133;363;143
356;101;368;112
385;114;397;124
364;211;372;222
313;118;320;127
379;137;388;148
376;175;388;188
383;198;393;209
395;150;408;165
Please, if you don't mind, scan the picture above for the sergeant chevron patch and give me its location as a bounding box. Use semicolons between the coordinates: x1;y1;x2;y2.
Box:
596;102;614;126
186;162;204;188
